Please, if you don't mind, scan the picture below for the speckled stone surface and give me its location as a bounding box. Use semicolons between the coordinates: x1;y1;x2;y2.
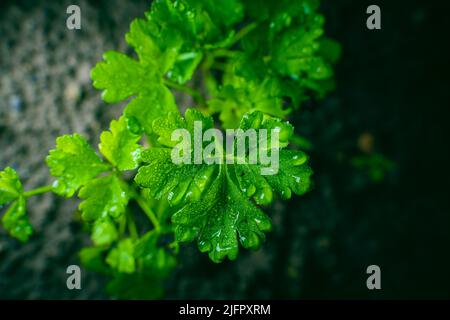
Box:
0;0;148;299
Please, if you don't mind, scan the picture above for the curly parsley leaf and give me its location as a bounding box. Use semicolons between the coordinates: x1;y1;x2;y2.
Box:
135;109;216;206
172;169;272;262
208;78;290;129
99;116;142;171
0;167;23;206
91;217;119;247
210;0;341;125
123;84;178;135
135;108;312;262
169;51;204;84
91;0;251;136
91;51;159;104
134;231;177;277
105;231;177;299
78;175;129;222
79;247;111;274
2;196;33;242
46;134;110;197
91;49;178;135
106;238;136;274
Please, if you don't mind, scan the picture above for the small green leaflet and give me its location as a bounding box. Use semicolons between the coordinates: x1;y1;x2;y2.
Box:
134;231;177;278
79;247;110;274
90;5;183;135
91;0;250;135
208;78;290;129
0;168;33;242
91;217;119;247
123;84;178;136
0;167;23;205
46;134;110;197
99;116;142;171
172;169;272;262
168;51;203;84
78;175;129;222
91;51;159;104
223;0;340;113
106;232;177;299
106;238;136;274
91;50;178;135
135;109;312;262
2;196;33;242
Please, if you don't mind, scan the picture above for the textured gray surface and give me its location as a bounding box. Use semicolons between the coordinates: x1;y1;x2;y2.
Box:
0;0;148;299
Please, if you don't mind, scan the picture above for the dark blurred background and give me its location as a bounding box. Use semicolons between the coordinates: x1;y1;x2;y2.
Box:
1;0;449;299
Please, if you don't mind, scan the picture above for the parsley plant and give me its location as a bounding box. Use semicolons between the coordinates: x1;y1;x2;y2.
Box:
0;0;340;298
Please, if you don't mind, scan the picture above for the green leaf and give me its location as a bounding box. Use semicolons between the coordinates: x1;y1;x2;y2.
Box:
221;0;338;113
91;217;119;247
91;51;159;104
123;85;178;135
125;18;179;72
99;116;142;171
352;153;396;183
172;169;272;262
148;0;199;44
271;21;333;80
147;0;235;46
92;12;182;135
189;0;244;28
135;109;312;262
79;247;110;274
208;78;290;128
136;149;218;206
231;112;312;202
233;150;312;203
168;51;203;84
134;231;177;277
0;167;23;206
78;175;129;222
2;197;33;242
106;238;136;274
135;109;216;206
46;134;110;197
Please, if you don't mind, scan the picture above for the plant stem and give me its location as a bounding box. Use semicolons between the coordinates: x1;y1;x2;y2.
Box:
163;79;206;106
210;48;238;58
135;195;161;231
127;210;139;240
168;240;180;254
229;21;259;47
119;214;127;237
23;185;53;197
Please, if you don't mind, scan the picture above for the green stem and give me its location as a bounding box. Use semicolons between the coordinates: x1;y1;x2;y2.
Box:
135;195;161;231
119;214;127;237
229;22;259;47
163;79;206;106
211;62;227;71
168;240;180;254
210;48;238;58
23;185;53;197
127;210;139;240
